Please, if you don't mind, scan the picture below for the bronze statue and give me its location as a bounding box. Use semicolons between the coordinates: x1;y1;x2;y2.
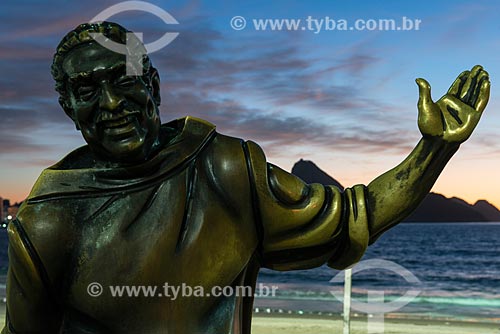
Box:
2;22;490;334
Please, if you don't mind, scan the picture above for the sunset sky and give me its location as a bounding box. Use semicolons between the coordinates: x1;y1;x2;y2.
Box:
1;0;500;210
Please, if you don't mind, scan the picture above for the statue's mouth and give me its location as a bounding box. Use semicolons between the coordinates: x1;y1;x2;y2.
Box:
102;115;135;129
99;113;141;139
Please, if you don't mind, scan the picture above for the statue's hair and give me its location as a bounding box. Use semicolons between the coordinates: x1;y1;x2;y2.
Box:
51;21;155;101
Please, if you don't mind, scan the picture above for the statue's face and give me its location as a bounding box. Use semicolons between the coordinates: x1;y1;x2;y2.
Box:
61;42;161;164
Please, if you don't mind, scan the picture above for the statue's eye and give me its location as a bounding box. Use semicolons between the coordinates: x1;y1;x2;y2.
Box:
116;76;137;88
77;86;97;101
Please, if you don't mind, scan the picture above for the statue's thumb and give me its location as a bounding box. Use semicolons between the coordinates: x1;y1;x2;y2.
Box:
416;78;433;111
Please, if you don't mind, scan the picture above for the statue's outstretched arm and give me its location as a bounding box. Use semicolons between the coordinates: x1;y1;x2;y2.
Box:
367;65;490;243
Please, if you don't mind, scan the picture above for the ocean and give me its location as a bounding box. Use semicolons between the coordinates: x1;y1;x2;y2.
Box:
255;223;500;323
0;223;498;323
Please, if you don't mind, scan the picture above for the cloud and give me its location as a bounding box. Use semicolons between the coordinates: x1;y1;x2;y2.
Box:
160;90;414;158
0;133;47;155
155;27;382;115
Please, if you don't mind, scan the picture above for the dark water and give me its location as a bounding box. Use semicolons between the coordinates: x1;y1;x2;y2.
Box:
256;223;500;322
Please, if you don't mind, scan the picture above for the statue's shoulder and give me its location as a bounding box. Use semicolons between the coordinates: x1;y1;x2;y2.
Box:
180;115;216;133
169;115;251;166
165;116;216;140
188;119;255;201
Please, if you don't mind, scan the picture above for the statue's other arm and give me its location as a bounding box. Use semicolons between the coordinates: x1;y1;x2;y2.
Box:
367;65;489;242
2;220;61;333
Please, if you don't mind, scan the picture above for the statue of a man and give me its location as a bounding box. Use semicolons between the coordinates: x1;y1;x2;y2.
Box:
2;22;490;334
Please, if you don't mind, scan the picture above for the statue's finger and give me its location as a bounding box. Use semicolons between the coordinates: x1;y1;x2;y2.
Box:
470;71;489;109
447;70;469;97
416;78;433;114
454;70;470;99
416;78;442;135
474;79;490;114
460;65;484;104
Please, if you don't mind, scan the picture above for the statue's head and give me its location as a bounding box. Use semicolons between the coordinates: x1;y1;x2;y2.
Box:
51;21;162;165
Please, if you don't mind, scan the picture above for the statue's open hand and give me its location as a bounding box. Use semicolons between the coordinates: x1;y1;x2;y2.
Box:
416;65;490;143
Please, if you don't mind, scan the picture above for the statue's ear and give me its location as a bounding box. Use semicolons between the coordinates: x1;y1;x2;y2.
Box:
59;97;80;130
149;68;161;106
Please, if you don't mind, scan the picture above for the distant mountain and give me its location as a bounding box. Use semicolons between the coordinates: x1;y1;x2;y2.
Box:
473;200;500;221
402;193;488;222
291;159;344;190
291;159;500;222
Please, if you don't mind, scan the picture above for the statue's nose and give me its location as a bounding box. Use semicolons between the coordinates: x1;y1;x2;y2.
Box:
99;82;125;112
